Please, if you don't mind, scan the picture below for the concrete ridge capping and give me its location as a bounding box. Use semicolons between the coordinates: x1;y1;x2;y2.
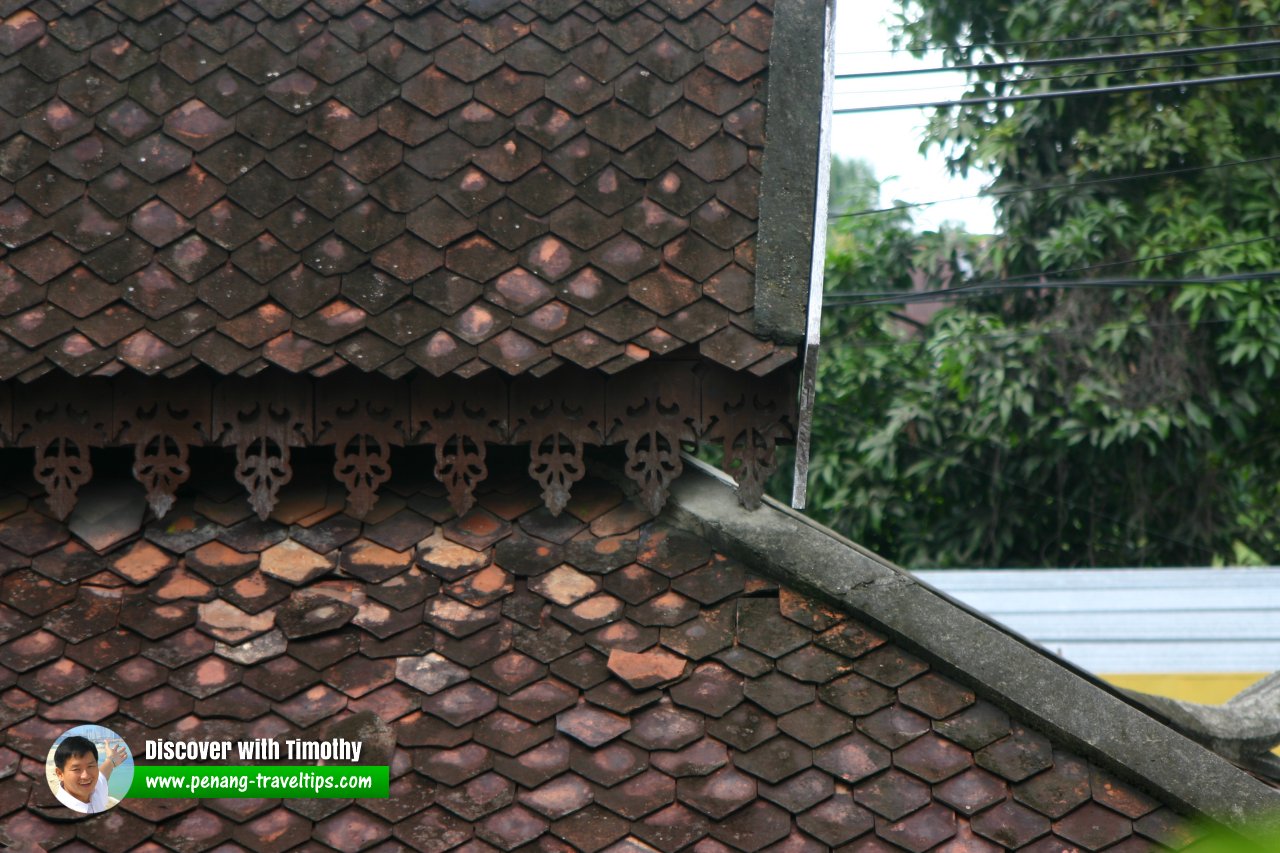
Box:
660;456;1280;843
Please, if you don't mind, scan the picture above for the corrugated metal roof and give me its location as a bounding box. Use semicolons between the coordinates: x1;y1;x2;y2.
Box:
914;568;1280;674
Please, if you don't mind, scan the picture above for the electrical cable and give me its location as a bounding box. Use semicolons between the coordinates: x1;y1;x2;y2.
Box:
834;22;1280;56
824;235;1280;305
823;270;1280;307
833;51;1280;97
827;154;1280;219
833;68;1280;113
999;234;1277;282
835;37;1280;79
812;318;1236;350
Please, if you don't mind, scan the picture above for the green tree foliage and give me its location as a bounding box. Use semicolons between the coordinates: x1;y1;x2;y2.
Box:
808;3;1280;567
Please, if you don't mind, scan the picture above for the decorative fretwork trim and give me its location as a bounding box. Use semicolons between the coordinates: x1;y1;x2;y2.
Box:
3;365;795;520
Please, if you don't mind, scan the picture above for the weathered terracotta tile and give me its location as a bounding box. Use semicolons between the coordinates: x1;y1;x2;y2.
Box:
894;733;974;784
63;628;139;672
136;626;213;670
196;597;276;643
513;773;589;822
754;767;833;815
96;654;168;698
195;683;271;720
1012;752;1092;819
474;650;548;695
814;734;892;785
427;597;502;639
797;792;875;847
397;652;469;695
975;726;1054;783
106;540;171;581
425;682;499;726
1089;767;1160;819
660;602;733;661
447;563;514;608
935;768;1009;817
170;654;242;698
328;540;408;586
435;620;512;668
214;569;285;617
277;591;357;638
416;531;490;581
773;702;854;748
1;570;76;617
223;806;310;852
1132;807;1202;849
969;800;1052;849
276;682;348;727
242;654;320;702
550;804;628;852
474;708;556;756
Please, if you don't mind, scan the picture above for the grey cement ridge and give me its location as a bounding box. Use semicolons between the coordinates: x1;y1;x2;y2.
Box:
660;456;1280;844
754;0;832;344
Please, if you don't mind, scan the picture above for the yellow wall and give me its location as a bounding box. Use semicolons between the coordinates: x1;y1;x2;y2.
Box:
1103;673;1268;705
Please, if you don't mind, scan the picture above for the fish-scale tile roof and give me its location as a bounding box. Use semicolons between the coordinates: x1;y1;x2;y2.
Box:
0;0;799;381
0;456;1212;851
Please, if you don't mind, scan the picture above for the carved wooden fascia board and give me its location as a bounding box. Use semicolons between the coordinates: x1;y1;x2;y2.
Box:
315;375;410;519
511;372;606;516
410;373;507;516
213;378;311;520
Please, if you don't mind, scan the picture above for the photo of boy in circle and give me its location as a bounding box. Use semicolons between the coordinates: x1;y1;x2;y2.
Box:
51;736;128;814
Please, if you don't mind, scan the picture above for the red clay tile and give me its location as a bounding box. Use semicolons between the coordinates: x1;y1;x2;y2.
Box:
975;725;1054;783
1014;752;1092;819
853;769;930;821
437;772;517;821
778;702;856;748
894;733;973;783
1132;808;1201;849
876;802;957;853
1051;802;1133;850
744;671;814;716
646;736;727;780
418;742;496;787
1089;767;1159;819
935;767;1010;816
557;700;631;746
519;774;593;820
396;652;469;696
551;804;628;852
970;800;1053;848
814;733;892;785
734;734;812;784
798;792;875;846
607;647;687;690
933;700;1011;751
597;767;677;819
393;806;475;852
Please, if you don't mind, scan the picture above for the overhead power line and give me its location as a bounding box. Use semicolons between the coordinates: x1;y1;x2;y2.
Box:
827;154;1280;220
834;22;1280;56
814;318;1235;350
997;234;1278;283
824;271;1280;307
824;235;1280;306
834;51;1280;97
835;37;1280;79
834;68;1280;113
